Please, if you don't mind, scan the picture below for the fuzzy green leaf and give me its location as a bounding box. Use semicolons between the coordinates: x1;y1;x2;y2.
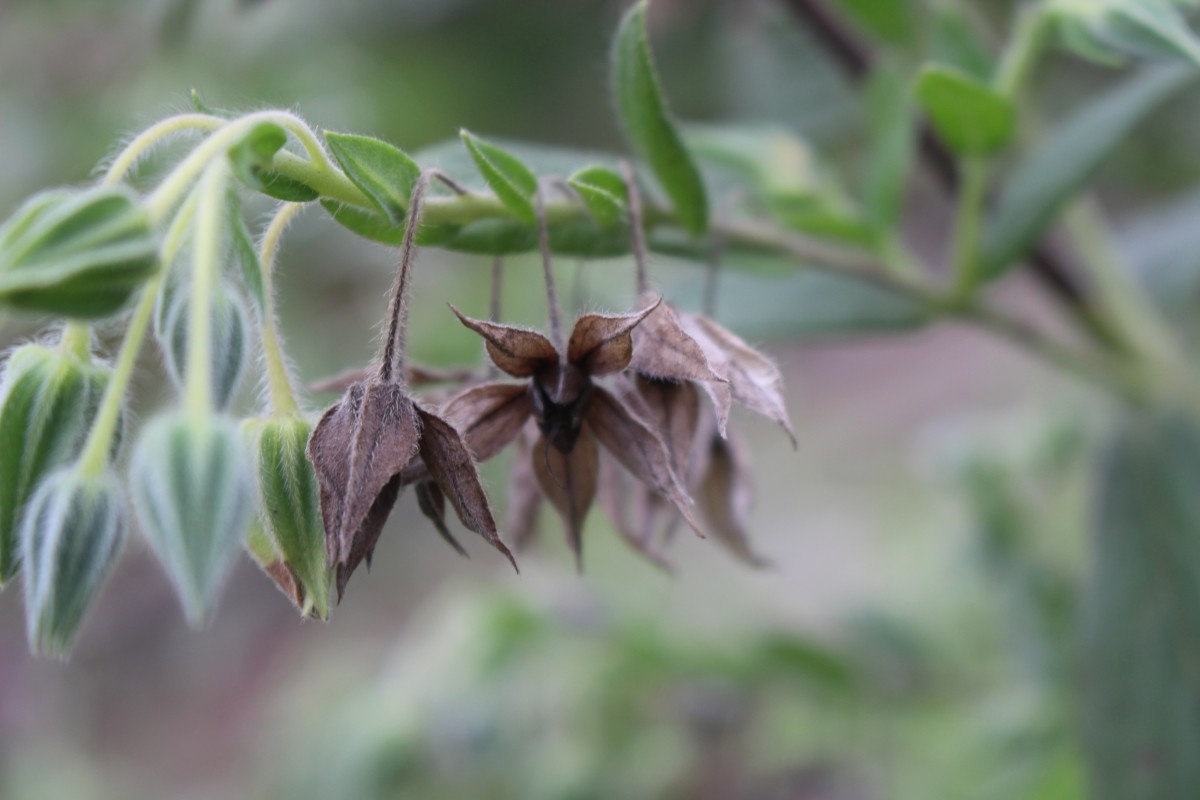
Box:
568;165;627;228
915;64;1016;156
460;130;538;224
611;1;708;235
325;132;421;224
982;65;1195;278
229;122;319;202
0;186;159;319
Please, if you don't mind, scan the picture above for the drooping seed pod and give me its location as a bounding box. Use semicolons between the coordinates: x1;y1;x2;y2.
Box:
243;415;331;619
0;186;159;318
160;282;249;410
130;412;255;626
21;467;126;658
0;342;110;585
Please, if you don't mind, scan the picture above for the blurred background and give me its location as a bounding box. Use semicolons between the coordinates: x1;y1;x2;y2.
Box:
1;0;1196;797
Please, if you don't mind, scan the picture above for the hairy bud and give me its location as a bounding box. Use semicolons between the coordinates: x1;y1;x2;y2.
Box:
130;412;254;625
161;283;249;410
0;187;158;318
21;467;126;658
0;343;110;584
244;416;331;618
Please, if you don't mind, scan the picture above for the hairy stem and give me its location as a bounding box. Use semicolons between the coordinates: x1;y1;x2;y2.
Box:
58;322;91;360
184;161;228;417
621;159;650;295
380;171;434;385
535;183;564;349
104;113;224;186
258;202;306;416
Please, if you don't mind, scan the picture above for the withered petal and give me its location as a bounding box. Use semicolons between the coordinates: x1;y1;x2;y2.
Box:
336;474;402;599
415;480;469;559
506;424;543;550
532;428;598;570
449;305;558;378
585;385;705;540
441;381;534;461
691;315;796;446
629;375;702;477
597;455;675;573
415;406;518;571
307;381;421;567
697;429;770;568
566;297;661;376
256;557;318;617
630;294;725;384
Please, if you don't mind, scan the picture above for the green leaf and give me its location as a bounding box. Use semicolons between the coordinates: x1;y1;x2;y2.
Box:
610;1;708;235
568;165;627;229
325;132;421;224
228;122;319;202
1051;0;1200;68
0;186;159;319
833;0;918;49
1084;412;1200;798
930;9;995;80
915;64;1016;157
460;129;538;224
982;65;1195;278
863;66;915;232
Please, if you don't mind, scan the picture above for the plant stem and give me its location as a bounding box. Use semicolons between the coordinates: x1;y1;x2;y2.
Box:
104;113;224;186
380;171;433;385
621;159;650;295
184;161;227;417
258;202;305;417
994;3;1051;99
77;191;199;477
535;183;564;349
145;111;336;223
951;158;988;297
58;322;91;360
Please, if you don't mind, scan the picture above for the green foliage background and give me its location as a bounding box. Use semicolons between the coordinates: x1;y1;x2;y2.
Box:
1;0;1200;798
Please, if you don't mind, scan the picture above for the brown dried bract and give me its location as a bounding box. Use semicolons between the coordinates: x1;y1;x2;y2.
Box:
307;172;515;600
446;297;703;568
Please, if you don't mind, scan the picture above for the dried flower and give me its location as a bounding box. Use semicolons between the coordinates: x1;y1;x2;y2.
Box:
306;171;515;598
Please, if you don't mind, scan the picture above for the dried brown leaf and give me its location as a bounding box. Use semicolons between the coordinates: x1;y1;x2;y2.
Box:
691;315;796;445
630;375;701;476
450;305;557;378
415;480;468;558
598;455;675;573
630;295;725;384
506;424;542;550
566;298;661;376
416;406;517;571
584;386;704;539
532;427;598;569
441;382;533;461
697;429;769;568
307;381;420;596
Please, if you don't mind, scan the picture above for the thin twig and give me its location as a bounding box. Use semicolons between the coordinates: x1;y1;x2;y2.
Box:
621;159;651;295
381;170;434;384
535;182;564;349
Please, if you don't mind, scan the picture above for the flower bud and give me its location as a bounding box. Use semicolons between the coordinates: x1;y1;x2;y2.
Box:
243;416;331;618
161;283;249;410
0;342;110;584
130;412;254;625
21;467;126;658
0;187;159;318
